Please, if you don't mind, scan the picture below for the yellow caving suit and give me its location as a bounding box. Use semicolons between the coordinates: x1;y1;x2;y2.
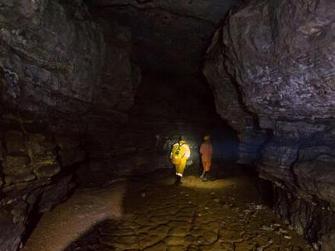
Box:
170;141;191;177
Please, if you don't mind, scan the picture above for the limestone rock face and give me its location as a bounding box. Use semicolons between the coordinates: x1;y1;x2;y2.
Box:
0;0;140;250
1;0;104;114
204;0;335;248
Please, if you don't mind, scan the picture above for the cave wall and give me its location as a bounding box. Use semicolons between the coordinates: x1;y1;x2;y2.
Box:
0;0;139;249
78;18;141;183
204;0;335;248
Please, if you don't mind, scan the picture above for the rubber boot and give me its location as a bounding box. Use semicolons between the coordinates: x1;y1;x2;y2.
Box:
201;172;209;182
200;171;205;180
175;175;182;185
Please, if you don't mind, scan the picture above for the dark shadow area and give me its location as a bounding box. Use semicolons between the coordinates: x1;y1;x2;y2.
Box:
21;196;43;245
256;178;274;208
100;70;241;182
63;219;118;251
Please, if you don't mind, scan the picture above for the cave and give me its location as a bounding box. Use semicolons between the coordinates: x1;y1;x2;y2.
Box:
0;0;334;250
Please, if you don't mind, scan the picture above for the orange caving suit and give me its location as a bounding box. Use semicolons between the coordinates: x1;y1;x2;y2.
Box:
170;141;191;177
200;141;213;172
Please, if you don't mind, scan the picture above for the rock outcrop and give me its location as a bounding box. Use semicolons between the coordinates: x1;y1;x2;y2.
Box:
204;0;335;248
0;0;139;250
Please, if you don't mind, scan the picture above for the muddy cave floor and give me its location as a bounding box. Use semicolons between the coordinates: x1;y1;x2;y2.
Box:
23;170;312;251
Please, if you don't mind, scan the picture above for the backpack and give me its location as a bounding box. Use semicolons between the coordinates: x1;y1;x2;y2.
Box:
171;143;183;165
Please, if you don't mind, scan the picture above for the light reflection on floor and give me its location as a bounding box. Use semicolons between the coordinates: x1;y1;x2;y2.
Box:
22;174;312;251
179;175;235;189
22;181;126;251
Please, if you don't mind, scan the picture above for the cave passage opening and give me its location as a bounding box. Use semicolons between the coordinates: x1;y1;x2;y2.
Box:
103;70;241;183
72;0;246;185
0;0;319;250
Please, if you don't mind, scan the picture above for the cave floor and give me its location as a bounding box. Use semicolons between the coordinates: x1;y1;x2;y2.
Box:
23;173;311;251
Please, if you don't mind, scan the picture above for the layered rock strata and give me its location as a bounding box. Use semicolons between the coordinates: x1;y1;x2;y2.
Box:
204;0;335;248
0;0;139;249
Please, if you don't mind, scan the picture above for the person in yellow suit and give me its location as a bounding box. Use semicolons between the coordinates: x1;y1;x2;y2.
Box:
170;137;191;185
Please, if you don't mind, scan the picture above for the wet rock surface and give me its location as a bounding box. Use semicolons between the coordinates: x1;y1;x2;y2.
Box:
40;174;312;251
203;0;335;247
22;180;126;251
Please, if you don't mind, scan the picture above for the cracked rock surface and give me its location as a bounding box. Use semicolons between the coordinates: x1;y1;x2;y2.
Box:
25;173;311;251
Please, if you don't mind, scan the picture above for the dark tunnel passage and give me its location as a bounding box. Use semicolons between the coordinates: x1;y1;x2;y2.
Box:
79;71;240;182
73;69;241;187
1;0;335;250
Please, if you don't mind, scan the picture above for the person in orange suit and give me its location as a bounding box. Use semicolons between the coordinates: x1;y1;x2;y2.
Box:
200;135;213;181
